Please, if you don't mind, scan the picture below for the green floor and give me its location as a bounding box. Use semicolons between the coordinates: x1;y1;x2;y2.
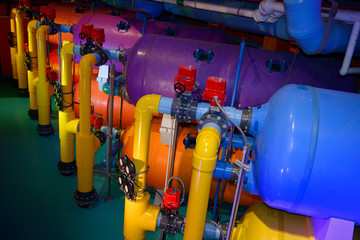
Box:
0;78;238;240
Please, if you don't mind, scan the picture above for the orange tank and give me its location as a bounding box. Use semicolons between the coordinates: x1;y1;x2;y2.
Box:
121;117;261;206
49;49;97;84
73;79;135;128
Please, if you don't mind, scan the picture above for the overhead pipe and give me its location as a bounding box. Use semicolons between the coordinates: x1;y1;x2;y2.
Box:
36;25;54;136
283;0;360;54
10;9;18;85
339;21;360;76
123;94;162;240
58;42;78;176
183;124;223;240
99;0;164;18
15;9;28;97
74;53;102;207
27;20;39;120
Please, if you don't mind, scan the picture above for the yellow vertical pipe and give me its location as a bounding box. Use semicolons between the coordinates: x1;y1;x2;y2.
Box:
10;8;18;81
76;54;97;193
27;20;38;112
183;126;221;240
59;43;76;171
15;9;28;93
123;94;161;240
36;25;51;126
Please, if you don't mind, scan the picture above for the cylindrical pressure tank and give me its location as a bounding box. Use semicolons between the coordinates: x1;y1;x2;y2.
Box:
72;14;229;72
121;117;261;206
253;84;360;224
125;34;358;107
73;79;135;128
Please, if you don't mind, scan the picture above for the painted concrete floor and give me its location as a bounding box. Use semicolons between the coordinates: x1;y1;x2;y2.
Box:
0;78;236;240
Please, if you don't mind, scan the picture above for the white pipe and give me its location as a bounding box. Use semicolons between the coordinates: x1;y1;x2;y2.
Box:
339;21;360;76
254;0;284;23
347;67;360;75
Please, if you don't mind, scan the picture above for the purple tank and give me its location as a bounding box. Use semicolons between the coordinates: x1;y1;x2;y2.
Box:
72;14;229;72
125;34;357;107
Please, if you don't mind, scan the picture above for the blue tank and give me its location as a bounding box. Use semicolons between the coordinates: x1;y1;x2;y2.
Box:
249;84;360;223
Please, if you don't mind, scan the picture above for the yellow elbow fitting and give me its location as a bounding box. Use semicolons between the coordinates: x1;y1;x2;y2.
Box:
183;126;221;240
124;193;160;240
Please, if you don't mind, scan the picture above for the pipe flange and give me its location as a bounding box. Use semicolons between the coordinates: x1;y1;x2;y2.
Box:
197;111;228;138
57;160;76;176
37;124;54;137
12;79;18;88
94;131;106;145
74;189;98;208
18;88;29;98
28;109;38;120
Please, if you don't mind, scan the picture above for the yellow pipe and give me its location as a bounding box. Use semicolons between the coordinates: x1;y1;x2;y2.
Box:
36;25;51;127
27;20;38;112
15;9;28;93
76;54;98;193
123;94;161;240
59;43;76;168
183;126;221;240
10;8;18;81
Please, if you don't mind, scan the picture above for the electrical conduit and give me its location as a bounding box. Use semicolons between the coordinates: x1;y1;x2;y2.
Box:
183;125;222;240
124;94;161;240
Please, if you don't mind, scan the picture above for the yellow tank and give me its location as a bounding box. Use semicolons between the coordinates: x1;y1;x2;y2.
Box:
233;202;315;240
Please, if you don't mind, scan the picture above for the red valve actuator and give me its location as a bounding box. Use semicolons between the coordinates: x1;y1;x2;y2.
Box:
202;76;227;106
162;187;181;211
81;24;94;40
174;65;197;92
91;28;105;45
40;6;56;21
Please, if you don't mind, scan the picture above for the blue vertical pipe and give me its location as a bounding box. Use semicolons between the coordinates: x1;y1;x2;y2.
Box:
212;39;246;221
142;17;147;35
231;39;246;107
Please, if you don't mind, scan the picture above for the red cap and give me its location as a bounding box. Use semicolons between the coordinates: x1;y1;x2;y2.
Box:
202;76;227;106
40;6;56;21
91;28;105;45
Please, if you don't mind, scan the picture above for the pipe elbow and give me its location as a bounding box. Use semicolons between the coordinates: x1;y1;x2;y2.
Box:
15;9;24;21
36;25;50;39
28;20;38;32
134;94;161;120
79;54;98;70
193;126;221;172
60;42;75;59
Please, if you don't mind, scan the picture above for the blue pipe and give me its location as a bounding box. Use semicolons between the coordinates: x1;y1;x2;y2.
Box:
163;3;290;41
231;39;246;107
142;17;147;35
284;0;360;54
35;21;73;33
72;43;122;61
213;161;233;180
99;0;164;18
